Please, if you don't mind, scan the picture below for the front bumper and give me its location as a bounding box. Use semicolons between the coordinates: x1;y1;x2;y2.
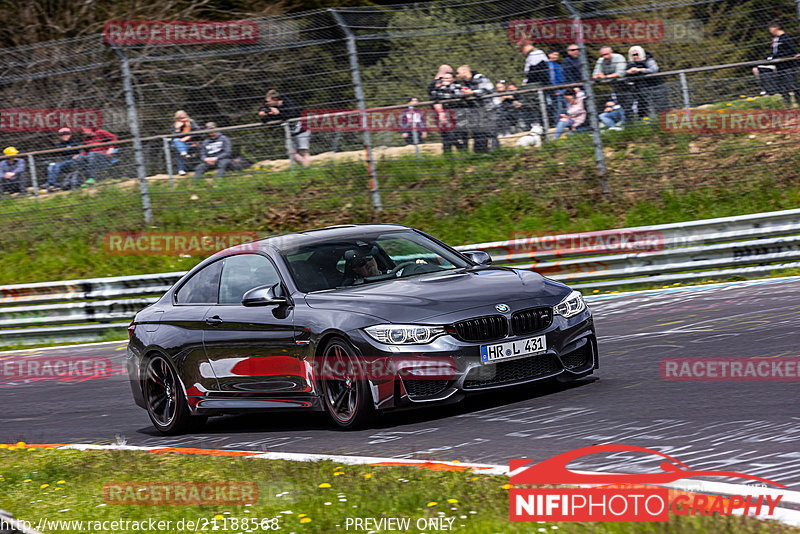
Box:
346;310;598;410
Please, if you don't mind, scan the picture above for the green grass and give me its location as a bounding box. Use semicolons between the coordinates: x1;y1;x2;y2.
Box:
0;448;797;534
1;118;800;284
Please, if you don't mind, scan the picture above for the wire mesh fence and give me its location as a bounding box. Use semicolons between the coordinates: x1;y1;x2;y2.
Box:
0;0;799;247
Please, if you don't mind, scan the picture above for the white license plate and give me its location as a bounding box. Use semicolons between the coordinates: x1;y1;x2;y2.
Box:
480;335;547;363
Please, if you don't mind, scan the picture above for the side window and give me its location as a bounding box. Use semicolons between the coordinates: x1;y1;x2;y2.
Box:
219;254;282;305
175;260;223;304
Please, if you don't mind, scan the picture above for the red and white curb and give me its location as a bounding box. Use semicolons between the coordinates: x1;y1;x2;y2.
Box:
6;442;800;527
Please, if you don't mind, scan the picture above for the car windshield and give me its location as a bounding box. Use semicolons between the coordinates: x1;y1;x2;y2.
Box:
281;230;469;292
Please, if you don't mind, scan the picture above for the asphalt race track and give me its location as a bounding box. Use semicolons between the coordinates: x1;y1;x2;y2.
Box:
2;277;799;489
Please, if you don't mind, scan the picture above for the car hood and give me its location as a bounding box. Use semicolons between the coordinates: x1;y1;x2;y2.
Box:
303;267;571;323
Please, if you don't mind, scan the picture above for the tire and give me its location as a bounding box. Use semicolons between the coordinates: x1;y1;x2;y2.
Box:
143;354;206;435
319;337;374;429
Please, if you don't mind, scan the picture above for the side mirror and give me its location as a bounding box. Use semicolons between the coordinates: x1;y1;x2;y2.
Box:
461;250;493;266
242;283;288;307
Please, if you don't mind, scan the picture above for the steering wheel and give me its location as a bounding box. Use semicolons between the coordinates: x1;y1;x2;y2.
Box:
388;261;419;277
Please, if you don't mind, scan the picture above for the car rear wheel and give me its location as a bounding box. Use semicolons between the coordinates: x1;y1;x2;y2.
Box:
320;338;374;429
143;354;206;435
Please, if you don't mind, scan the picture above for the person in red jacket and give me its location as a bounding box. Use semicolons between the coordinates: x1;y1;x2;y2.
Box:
76;126;118;185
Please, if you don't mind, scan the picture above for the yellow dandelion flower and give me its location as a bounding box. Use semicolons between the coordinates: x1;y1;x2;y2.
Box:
592;289;599;293
28;448;36;452
469;477;479;481
333;472;344;476
501;484;514;490
363;474;372;479
739;95;746;98
300;518;311;524
23;479;32;483
318;483;331;488
298;514;307;518
57;480;66;484
40;484;49;489
214;515;224;520
334;466;343;470
643;117;650;121
447;499;458;504
427;501;438;507
726;103;733;106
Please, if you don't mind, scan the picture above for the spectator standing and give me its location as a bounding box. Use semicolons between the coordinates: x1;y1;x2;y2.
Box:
547;50;565;124
751;20;798;106
456;65;498;153
430;71;468;153
260;89;310;168
562;43;583;86
506;82;528;132
592;46;632;124
40;128;82;191
171;110;200;176
517;41;548;129
76;126;118;185
599;99;625;130
552;89;587;140
194;122;233;180
400;97;428;145
626;46;669;120
0;147;26;195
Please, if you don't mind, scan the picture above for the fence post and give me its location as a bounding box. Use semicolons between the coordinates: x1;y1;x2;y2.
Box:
284;122;295;170
27;154;39;200
113;45;153;223
163;137;175;187
562;0;608;193
410;106;421;159
679;72;691;117
537;89;550;139
330;8;383;211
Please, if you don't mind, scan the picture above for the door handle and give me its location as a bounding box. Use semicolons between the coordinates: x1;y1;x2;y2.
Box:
205;315;223;326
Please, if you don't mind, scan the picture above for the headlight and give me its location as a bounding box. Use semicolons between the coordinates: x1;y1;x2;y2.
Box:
553;290;586;318
364;324;447;345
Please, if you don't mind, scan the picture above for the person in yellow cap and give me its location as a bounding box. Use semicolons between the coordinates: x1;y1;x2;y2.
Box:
0;147;26;195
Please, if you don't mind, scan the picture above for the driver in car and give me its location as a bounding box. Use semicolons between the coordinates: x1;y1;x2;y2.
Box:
344;246;430;285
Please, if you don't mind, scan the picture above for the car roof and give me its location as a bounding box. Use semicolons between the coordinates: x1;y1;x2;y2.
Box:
233;224;414;254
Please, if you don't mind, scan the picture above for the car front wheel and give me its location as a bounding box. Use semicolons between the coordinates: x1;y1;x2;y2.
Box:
319;337;374;429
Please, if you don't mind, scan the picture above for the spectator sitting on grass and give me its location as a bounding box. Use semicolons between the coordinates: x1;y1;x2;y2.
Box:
172;110;200;176
40;128;82;191
552;88;587;140
76;126;118;185
194;122;232;180
0;146;26;195
599;99;624;131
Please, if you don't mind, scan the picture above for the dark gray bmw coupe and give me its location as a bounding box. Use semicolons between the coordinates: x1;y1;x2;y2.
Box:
127;224;598;433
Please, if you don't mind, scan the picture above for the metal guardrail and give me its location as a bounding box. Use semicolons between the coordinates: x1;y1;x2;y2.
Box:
1;208;799;346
